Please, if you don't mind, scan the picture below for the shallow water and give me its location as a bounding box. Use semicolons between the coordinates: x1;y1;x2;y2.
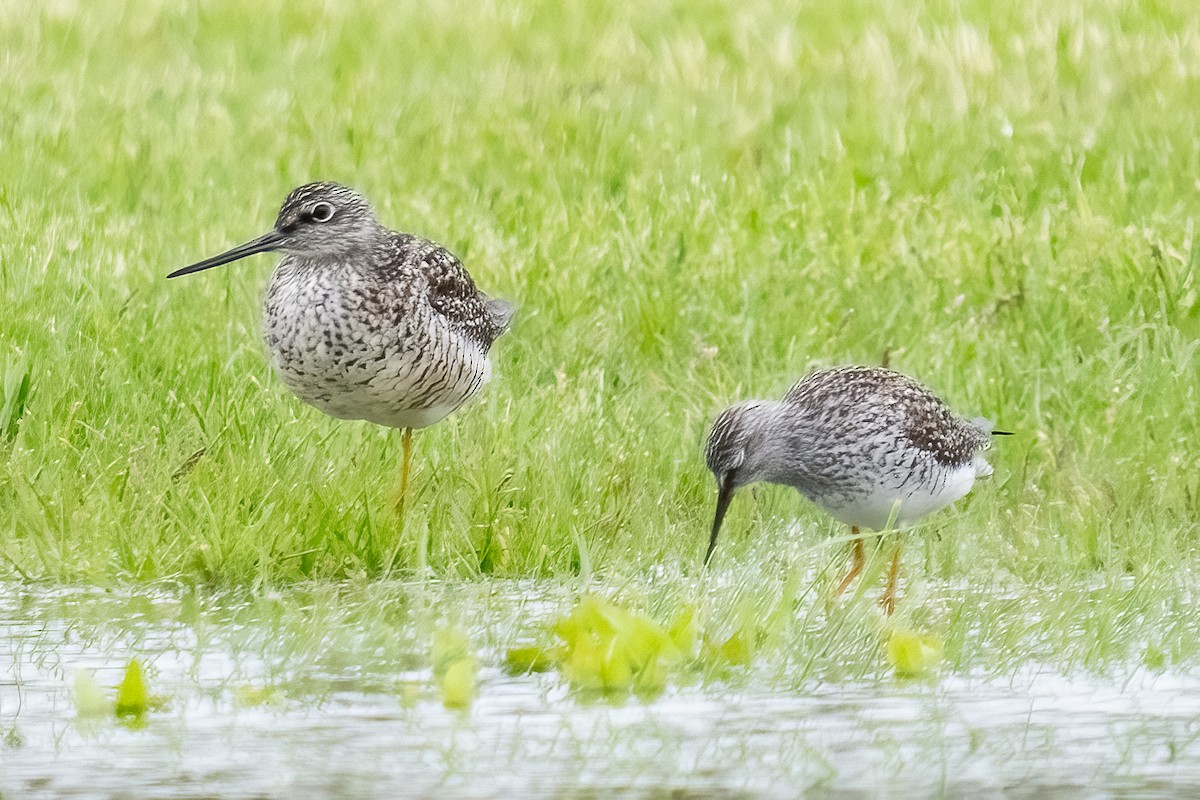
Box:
2;583;1199;799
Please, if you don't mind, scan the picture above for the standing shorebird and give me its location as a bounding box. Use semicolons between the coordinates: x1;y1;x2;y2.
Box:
168;181;514;526
704;366;1007;614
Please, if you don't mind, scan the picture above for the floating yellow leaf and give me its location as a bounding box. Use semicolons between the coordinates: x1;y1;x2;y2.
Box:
561;633;605;691
600;645;633;688
634;657;670;696
700;598;763;670
440;658;478;709
667;606;697;656
627;613;678;665
115;658;150;717
886;630;944;677
504;646;557;674
432;626;477;709
552;595;684;697
431;627;471;680
73;670;111;718
708;628;754;666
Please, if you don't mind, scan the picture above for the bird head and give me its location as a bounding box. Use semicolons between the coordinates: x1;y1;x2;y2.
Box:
703;400;771;564
167;182;382;278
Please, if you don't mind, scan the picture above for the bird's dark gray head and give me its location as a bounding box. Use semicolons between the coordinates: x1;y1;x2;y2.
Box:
705;401;773;489
703;400;773;564
272;182;381;258
167;181;382;279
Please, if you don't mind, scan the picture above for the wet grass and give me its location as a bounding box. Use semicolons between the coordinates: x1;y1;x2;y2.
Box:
0;0;1199;686
5;574;1200;709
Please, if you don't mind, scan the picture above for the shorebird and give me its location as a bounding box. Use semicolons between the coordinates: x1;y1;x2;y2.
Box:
168;182;514;528
704;366;1007;614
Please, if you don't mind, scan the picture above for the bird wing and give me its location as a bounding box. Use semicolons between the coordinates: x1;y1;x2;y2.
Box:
784;366;989;467
391;234;513;347
901;398;991;466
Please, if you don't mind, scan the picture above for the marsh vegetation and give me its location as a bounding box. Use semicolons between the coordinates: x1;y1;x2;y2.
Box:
2;0;1199;795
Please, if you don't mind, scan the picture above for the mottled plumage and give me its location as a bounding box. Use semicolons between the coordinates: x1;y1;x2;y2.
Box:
170;181;512;429
169;182;513;520
704;366;1005;613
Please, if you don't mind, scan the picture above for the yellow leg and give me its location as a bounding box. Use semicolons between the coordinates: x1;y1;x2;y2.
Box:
394;427;414;522
383;427;415;576
832;528;866;600
879;540;903;616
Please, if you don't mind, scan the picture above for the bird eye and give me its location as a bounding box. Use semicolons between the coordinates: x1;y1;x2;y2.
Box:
311;202;335;222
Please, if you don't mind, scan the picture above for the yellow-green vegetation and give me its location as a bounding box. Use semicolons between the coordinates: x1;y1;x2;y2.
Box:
886;629;945;677
552;597;681;695
72;670;112;718
534;595;695;697
432;627;479;709
504;645;558;675
510;593;905;696
73;658;164;720
1;0;1199;688
115;658;152;717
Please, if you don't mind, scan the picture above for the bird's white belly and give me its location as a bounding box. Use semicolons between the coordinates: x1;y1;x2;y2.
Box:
263;269;490;430
270;342;489;430
304;384;462;429
818;462;980;530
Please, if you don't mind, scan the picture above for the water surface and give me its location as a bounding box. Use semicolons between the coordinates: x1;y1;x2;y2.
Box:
2;583;1198;798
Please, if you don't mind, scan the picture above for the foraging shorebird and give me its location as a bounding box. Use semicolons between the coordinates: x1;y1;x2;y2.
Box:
169;182;514;525
704;366;1007;614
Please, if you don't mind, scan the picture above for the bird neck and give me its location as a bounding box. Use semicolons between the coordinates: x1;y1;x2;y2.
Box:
738;401;823;489
736;401;791;482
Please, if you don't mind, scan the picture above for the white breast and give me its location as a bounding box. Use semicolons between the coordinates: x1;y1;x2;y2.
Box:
261;264;491;430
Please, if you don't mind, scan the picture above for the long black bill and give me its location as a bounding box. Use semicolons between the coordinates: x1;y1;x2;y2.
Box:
166;229;288;279
704;477;735;565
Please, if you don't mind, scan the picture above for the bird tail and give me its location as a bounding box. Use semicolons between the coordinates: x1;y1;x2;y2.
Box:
971;416;1014;437
972;455;994;478
487;298;517;334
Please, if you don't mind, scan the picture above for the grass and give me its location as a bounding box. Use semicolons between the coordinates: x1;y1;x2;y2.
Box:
1;0;1199;675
